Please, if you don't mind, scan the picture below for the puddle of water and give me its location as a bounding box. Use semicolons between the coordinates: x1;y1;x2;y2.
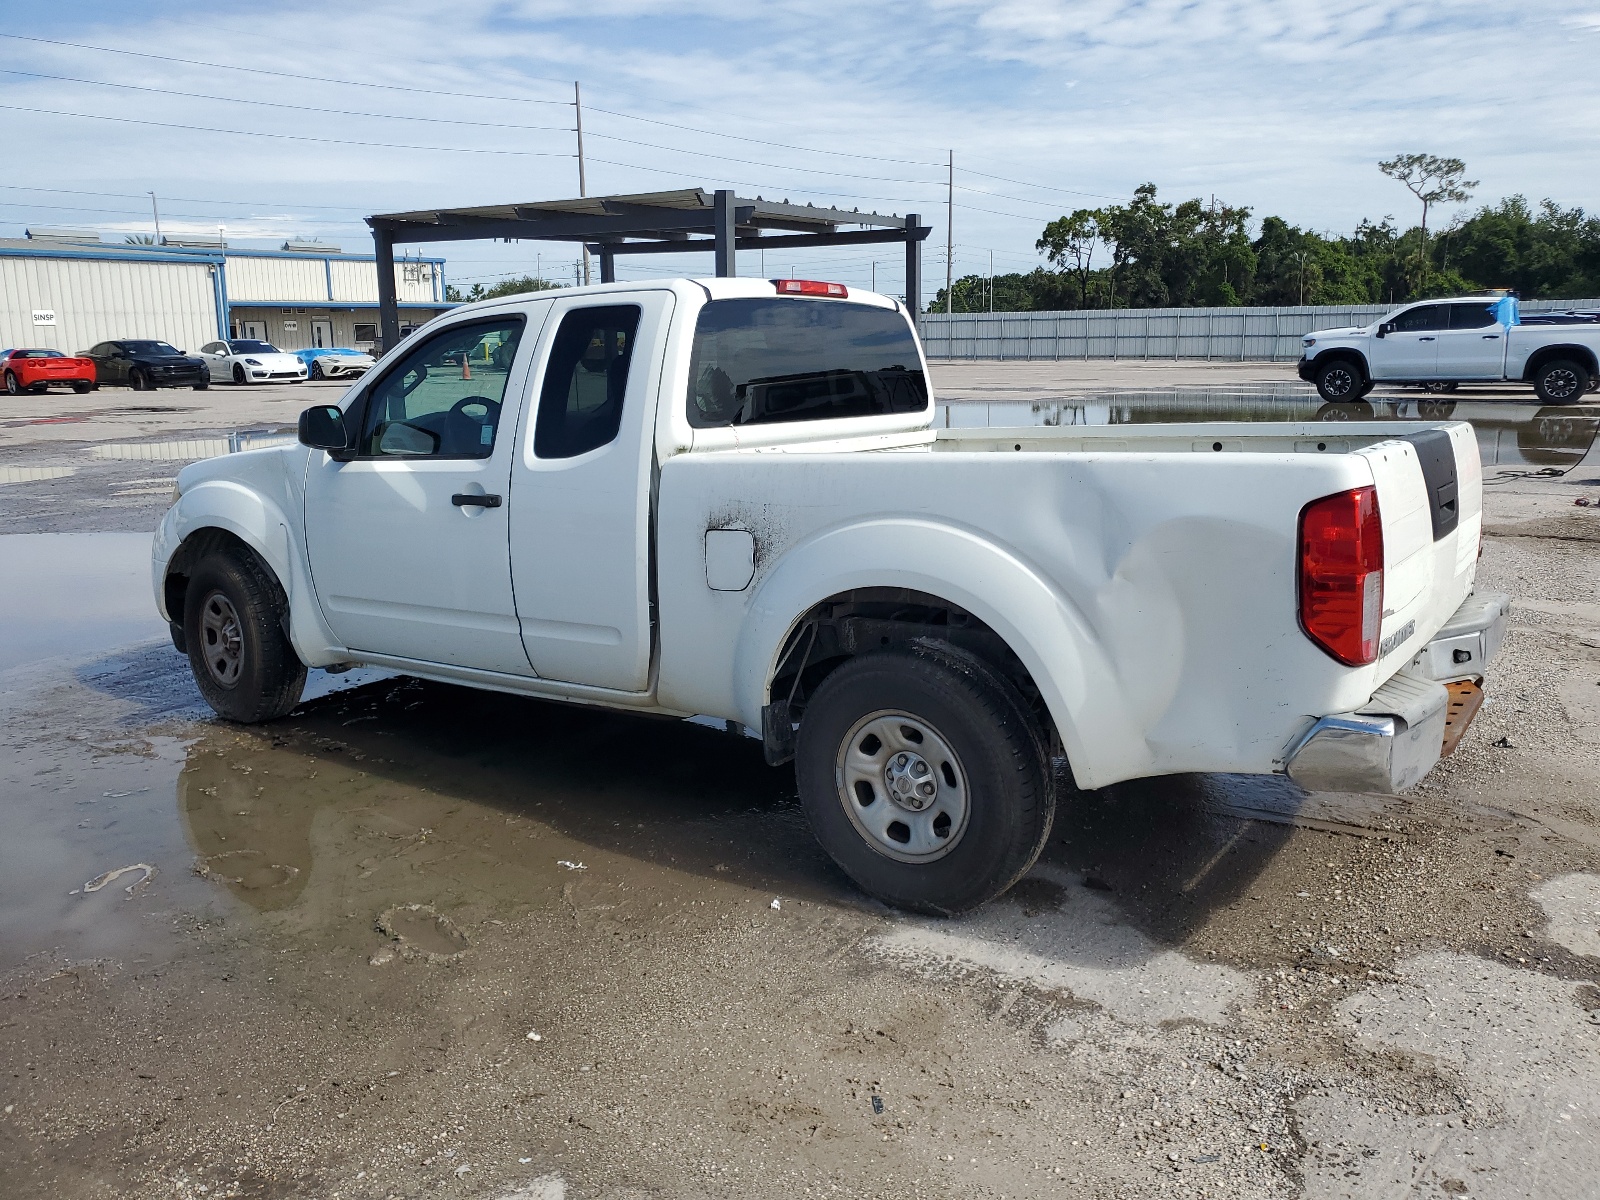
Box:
937;395;1600;470
0;531;164;673
0;465;78;485
91;429;297;462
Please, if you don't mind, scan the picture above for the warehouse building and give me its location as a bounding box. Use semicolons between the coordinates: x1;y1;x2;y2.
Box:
0;229;451;357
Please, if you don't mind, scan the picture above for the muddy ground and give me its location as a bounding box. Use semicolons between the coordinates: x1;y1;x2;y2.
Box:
2;371;1599;1199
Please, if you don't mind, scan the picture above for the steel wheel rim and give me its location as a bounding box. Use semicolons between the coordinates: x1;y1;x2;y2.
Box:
1546;369;1578;399
199;590;245;688
835;709;970;863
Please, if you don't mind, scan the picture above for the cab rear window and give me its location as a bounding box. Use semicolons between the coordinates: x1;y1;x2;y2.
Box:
686;298;927;429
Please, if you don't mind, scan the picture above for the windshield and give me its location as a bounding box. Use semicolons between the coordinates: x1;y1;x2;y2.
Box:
229;340;278;353
125;341;182;356
687;298;927;428
15;349;64;359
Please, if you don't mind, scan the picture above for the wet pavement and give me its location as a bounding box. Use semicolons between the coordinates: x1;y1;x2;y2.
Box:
2;379;1600;1198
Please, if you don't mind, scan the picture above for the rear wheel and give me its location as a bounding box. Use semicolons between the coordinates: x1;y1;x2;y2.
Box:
795;643;1053;914
3;371;18;395
72;381;92;394
1315;358;1364;402
182;551;307;723
1533;358;1590;404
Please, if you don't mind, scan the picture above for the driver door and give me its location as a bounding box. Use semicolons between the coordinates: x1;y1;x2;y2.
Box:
302;306;552;673
1369;303;1445;380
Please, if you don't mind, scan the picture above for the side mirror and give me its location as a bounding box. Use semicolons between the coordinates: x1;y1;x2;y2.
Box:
1376;322;1393;338
298;404;350;455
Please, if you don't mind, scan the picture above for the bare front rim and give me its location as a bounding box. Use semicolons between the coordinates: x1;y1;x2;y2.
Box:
199;590;244;688
836;710;970;862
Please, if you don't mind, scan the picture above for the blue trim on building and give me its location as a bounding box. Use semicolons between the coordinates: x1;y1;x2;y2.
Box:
324;257;334;302
213;261;230;339
0;244;226;265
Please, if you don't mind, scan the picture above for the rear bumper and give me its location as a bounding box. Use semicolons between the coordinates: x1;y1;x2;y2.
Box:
1283;590;1509;793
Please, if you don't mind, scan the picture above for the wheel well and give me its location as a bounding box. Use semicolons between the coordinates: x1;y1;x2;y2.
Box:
760;587;1055;766
1311;349;1368;381
163;528;281;627
1523;344;1599;380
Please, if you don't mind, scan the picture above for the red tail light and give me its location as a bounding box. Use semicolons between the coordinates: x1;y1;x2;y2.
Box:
1298;485;1384;666
772;279;848;298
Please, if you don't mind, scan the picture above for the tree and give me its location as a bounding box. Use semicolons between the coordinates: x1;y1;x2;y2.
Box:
1036;209;1102;309
1378;153;1476;291
445;275;562;303
124;234;156;245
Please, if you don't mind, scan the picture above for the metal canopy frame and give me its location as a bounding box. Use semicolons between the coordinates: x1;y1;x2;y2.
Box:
367;188;929;349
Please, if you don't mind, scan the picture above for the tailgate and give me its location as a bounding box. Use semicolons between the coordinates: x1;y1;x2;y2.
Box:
1357;423;1482;681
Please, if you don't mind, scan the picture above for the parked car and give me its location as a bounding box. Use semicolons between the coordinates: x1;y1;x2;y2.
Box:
292;347;375;381
198;339;308;385
84;340;209;390
154;277;1504;913
1299;296;1600;403
2;347;96;394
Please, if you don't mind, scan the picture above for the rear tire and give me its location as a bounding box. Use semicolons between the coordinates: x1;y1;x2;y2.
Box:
1533;358;1590;404
1315;358;1364;402
182;551;307;723
72;381;92;394
795;642;1053;914
3;371;18;395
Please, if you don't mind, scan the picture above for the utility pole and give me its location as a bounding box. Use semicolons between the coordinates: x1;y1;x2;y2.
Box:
988;249;993;312
148;191;162;244
871;261;876;292
574;81;590;285
945;150;953;314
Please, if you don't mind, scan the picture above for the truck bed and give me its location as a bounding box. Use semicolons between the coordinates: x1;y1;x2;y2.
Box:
655;421;1482;790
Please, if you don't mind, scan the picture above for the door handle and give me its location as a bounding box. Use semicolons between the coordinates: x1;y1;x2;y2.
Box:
451;493;502;508
1418;336;1436;341
1481;334;1500;339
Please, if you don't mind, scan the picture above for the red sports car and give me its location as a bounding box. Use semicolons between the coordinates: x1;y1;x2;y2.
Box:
1;348;96;395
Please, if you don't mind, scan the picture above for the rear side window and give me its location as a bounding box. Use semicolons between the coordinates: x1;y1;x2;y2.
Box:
687;298;927;429
533;305;641;459
1448;303;1498;329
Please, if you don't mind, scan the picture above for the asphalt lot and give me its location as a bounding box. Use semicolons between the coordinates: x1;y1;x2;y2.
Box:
1;362;1599;1199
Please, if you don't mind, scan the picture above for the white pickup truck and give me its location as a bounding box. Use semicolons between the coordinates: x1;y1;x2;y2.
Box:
154;277;1507;912
1299;295;1600;404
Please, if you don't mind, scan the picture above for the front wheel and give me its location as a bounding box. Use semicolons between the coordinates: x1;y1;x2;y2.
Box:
193;379;209;391
1534;358;1590;404
795;643;1053;914
183;551;307;723
129;368;150;391
1315;359;1364;402
233;364;246;385
311;361;325;381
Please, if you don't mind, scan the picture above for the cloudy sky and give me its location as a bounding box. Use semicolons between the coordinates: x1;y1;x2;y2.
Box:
3;1;1597;301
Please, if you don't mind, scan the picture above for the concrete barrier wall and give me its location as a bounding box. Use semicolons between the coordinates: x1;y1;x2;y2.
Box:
918;298;1600;362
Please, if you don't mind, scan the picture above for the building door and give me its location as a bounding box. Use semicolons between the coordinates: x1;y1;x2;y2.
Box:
311;318;334;349
239;320;267;341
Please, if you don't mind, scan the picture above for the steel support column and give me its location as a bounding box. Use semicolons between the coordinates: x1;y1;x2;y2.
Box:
904;214;922;324
600;246;616;283
713;190;736;277
373;227;400;352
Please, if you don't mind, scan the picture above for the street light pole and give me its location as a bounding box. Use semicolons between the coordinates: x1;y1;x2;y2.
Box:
575;81;590;285
148;191;162;244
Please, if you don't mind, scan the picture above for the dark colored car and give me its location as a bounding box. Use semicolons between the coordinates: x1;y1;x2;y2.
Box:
84;340;210;391
2;348;97;394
